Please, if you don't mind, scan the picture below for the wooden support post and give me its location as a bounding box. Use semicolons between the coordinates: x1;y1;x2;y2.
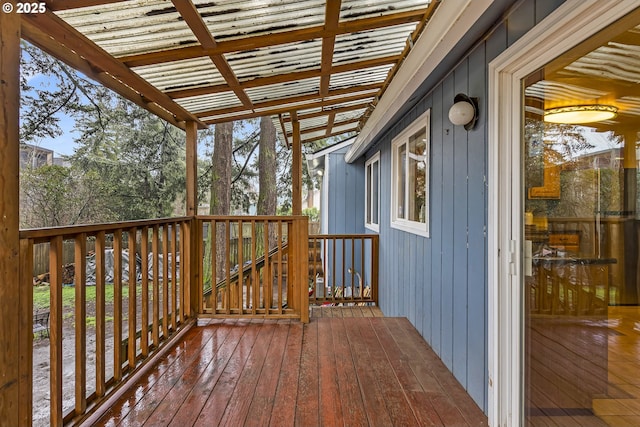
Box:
185;122;200;317
298;217;310;323
186;121;198;216
291;112;302;216
0;6;24;425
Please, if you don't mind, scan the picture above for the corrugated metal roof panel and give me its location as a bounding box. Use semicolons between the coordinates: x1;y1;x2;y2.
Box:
135;57;225;92
229;39;323;81
245;78;321;103
340;0;429;21
333;25;416;66
330;65;393;90
196;0;326;41
177;92;242;114
56;0;198;58
48;0;436;142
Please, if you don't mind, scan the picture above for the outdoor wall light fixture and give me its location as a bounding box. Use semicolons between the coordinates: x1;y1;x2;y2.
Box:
448;93;478;130
543;104;617;124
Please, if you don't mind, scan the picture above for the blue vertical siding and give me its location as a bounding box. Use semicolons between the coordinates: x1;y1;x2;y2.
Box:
326;147;365;235
362;0;565;412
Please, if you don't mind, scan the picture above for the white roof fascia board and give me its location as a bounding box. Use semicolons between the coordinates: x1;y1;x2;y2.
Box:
345;0;495;163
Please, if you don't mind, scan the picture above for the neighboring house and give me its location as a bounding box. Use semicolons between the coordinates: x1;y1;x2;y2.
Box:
19;143;54;168
319;0;640;425
306;137;365;235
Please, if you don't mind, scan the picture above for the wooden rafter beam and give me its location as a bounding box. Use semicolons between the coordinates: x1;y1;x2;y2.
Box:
278;114;290;147
167;55;398;99
120;9;427;68
172;0;253;109
45;0;128;11
201;91;374;124
326;112;336;136
21;10;206;129
320;0;341;96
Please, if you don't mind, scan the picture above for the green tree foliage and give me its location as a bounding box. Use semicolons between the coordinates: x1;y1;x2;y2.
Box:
71;97;186;220
19;42;187;226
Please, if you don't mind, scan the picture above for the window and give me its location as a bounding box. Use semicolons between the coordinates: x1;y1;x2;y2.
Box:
391;109;430;236
365;152;380;231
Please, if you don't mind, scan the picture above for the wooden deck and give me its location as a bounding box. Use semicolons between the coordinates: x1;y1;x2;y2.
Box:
86;308;487;426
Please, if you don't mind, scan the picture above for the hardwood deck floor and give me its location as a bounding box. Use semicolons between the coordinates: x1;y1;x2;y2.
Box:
87;307;487;426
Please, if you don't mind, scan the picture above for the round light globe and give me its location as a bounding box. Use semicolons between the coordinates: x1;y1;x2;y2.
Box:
448;101;475;126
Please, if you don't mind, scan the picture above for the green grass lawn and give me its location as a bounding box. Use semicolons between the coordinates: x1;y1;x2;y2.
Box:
33;283;132;311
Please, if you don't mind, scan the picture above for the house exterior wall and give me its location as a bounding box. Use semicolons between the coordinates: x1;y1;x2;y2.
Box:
325;146;365;235
364;0;566;411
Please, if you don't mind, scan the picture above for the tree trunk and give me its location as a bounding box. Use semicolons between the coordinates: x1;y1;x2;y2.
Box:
257;116;277;252
210;121;233;215
209;121;233;285
257;116;277;216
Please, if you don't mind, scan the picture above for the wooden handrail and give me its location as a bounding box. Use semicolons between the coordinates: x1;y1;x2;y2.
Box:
21;217;192;426
21;214;315;425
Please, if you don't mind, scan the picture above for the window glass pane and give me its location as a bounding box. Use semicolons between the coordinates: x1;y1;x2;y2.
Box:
408;128;427;223
372;160;379;224
397;143;407;219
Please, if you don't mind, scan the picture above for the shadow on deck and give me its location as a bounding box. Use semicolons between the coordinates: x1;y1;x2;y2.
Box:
85;308;487;426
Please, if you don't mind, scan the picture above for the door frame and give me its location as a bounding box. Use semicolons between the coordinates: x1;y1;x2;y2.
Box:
487;1;639;425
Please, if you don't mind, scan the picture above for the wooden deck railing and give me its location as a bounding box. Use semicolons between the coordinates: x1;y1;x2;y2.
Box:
18;214;312;425
308;234;378;306
20;218;192;427
196;216;309;321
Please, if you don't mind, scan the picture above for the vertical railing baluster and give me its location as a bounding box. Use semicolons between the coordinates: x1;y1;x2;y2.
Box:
209;219;224;313
152;225;160;348
251;221;257;315
361;237;365;300
171;223;178;330
95;231;106;397
180;221;187;320
74;233;87;415
286;221;293;312
264;220;271;311
50;236;63;427
277;221;283;313
225;220;231;314
332;237;336;303
140;227;149;357
19;238;34;426
238;220;244;311
162;225;169;338
128;228;137;369
113;230;123;381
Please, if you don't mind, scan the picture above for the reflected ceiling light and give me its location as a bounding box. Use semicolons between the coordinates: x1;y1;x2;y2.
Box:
543;104;618;124
448;93;478;130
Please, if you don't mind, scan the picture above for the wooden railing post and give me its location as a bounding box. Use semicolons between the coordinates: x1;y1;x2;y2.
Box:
189;218;200;317
372;235;379;305
296;216;309;323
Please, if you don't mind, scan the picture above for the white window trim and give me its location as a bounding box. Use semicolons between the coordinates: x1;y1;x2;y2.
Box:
390;109;430;237
365;152;381;232
487;1;639;426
